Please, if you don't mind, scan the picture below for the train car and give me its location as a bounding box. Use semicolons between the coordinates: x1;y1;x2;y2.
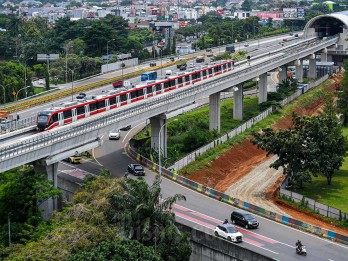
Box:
37;60;235;131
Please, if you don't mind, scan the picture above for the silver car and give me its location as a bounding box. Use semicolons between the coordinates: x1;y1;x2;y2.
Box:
109;129;120;140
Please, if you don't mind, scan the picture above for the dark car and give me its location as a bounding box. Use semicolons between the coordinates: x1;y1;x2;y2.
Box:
169;57;175;62
127;164;145;176
179;64;187;71
120;125;131;131
76;93;86;99
294;34;299;37
231;211;259;229
150;62;157;67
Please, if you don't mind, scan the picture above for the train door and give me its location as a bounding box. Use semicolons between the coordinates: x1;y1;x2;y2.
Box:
127;93;131;104
116;96;120;107
105;99;110;111
72;108;77;122
161;83;165;94
143;88;147;99
58;112;64;126
84;105;90;117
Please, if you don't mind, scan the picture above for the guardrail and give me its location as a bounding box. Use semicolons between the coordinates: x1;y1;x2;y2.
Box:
1;55;200;114
127;145;348;244
0;116;37;135
0;38;338;160
0;35;318;115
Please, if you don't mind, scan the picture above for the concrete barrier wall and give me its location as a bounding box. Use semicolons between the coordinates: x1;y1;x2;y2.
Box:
176;223;275;261
128;146;348;245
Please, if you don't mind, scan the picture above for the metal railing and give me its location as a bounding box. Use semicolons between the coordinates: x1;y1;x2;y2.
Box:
0;37;338;159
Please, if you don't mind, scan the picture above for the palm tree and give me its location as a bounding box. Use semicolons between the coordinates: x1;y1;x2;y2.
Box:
107;175;186;245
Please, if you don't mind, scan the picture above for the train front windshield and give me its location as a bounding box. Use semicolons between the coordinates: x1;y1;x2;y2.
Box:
37;114;49;123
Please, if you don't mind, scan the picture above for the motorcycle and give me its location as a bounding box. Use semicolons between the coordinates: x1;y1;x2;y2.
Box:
296;245;307;256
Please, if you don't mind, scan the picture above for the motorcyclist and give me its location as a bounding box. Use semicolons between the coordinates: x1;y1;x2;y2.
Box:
296;240;303;252
223;219;228;224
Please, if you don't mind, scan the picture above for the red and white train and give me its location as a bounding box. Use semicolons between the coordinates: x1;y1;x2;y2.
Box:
36;59;235;131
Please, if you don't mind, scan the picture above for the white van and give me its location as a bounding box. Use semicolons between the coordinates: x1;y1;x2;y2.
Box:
165;69;172;76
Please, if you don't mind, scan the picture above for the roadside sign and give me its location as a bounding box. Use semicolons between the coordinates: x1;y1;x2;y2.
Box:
12;91;16;96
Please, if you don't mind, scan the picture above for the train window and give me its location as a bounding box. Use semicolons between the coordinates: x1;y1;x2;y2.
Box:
223;64;227;70
227;62;232;68
216;66;221;72
120;94;127;102
192;73;197;80
185;75;190;82
63;110;72;119
147;86;152;93
130;91;137;99
98;100;105;108
77;106;85;115
178;77;183;84
208;68;213;74
164;81;169;89
137;89;144;97
170;79;175;86
156;84;161;91
202;70;207;77
50;114;58;124
89;103;97;111
110;97;116;105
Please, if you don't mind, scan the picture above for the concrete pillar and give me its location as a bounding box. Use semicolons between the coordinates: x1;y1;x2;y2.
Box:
321;48;328;62
278;65;287;83
309;57;316;79
150;114;167;158
258;73;267;104
296;59;303;83
209;92;220;132
233;85;243;120
33;161;58;220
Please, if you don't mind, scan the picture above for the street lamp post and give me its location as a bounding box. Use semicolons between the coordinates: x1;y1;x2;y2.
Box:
158;119;178;198
157;43;164;76
15;85;31;119
0;83;9;105
106;39;115;73
23;57;33;98
68;69;75;101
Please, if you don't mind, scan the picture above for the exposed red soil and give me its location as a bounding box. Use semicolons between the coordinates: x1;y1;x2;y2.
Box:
187;75;348;235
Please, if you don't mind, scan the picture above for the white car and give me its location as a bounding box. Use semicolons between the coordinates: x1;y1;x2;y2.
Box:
189;62;194;68
214;223;243;243
109;129;120;140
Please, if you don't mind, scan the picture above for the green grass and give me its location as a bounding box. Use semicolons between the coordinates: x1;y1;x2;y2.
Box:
291;126;348;213
179;78;334;175
33;87;47;95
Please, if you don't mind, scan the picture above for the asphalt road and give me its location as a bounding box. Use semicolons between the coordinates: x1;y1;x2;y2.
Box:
10;33;298;120
58;121;348;261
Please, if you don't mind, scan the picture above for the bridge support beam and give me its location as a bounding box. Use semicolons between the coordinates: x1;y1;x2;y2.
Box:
209;92;220;132
150;114;167;158
233;85;243;120
278;65;287;84
296;59;303;83
258;73;268;104
33;161;58;220
309;57;316;79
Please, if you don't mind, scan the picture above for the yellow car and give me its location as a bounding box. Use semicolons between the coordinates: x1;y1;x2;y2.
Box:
65;154;82;164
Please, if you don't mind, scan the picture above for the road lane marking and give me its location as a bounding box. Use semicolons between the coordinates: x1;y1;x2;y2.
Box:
173;203;278;244
175;211;279;254
161;177;348;250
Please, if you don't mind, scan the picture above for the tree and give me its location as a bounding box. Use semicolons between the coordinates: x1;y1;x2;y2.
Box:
337;67;348;124
0;166;61;245
306;94;346;185
68;239;161;261
241;0;252;11
252;110;346;187
107;175;191;260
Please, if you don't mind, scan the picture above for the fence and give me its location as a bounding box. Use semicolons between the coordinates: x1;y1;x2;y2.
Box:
172;75;329;170
127;145;348;245
279;188;346;220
